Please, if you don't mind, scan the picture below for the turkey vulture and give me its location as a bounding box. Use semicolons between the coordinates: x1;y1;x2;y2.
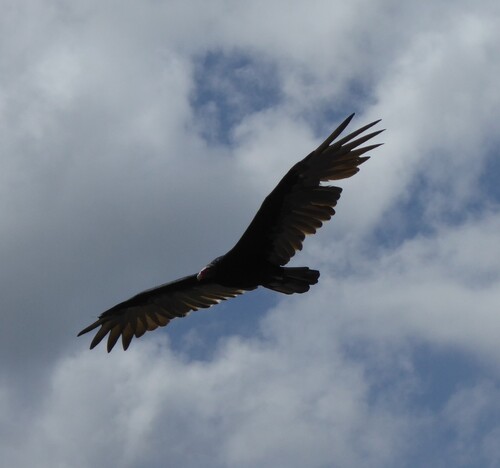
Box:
78;114;383;351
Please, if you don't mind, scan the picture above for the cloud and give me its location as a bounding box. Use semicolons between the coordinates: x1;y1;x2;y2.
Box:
276;210;500;361
1;0;500;467
3;209;500;468
3;331;411;468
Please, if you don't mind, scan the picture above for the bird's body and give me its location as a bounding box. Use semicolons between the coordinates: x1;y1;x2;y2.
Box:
78;114;383;351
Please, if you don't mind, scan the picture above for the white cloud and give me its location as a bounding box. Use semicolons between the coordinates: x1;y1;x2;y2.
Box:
3;209;500;467
1;0;500;466
275;209;500;365
4;334;411;468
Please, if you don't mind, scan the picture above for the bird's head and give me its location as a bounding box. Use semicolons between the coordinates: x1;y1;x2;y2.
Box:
197;256;223;281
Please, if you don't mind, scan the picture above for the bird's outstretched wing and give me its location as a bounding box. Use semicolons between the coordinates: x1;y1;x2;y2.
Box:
225;114;383;266
78;275;249;351
79;114;382;352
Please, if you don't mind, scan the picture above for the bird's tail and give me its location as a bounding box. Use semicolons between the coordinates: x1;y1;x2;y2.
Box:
264;267;319;294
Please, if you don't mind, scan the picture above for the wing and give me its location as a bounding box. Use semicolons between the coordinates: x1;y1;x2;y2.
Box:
225;114;383;266
78;275;249;352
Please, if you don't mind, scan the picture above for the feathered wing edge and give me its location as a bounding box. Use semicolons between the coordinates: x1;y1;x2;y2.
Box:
78;275;250;352
303;113;384;181
265;114;384;265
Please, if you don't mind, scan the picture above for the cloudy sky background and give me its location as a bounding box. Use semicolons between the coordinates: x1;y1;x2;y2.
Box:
1;0;500;466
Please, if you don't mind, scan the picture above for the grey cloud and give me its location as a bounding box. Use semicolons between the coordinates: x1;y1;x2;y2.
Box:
1;0;500;467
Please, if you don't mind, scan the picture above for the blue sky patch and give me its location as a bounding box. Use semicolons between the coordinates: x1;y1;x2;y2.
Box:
190;50;282;144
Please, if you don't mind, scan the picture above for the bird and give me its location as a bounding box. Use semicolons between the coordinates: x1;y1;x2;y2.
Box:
78;113;383;352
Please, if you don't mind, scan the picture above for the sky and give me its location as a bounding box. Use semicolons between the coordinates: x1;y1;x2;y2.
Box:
1;0;500;467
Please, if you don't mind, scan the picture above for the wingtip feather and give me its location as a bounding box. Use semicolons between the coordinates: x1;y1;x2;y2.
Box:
77;320;101;337
314;113;356;154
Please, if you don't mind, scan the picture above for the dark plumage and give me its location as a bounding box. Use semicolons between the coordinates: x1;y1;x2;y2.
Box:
78;114;383;351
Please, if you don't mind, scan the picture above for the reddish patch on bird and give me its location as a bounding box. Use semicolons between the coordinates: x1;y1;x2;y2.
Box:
197;267;209;281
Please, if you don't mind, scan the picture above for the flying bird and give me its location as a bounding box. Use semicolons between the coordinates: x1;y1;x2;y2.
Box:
78;114;383;351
